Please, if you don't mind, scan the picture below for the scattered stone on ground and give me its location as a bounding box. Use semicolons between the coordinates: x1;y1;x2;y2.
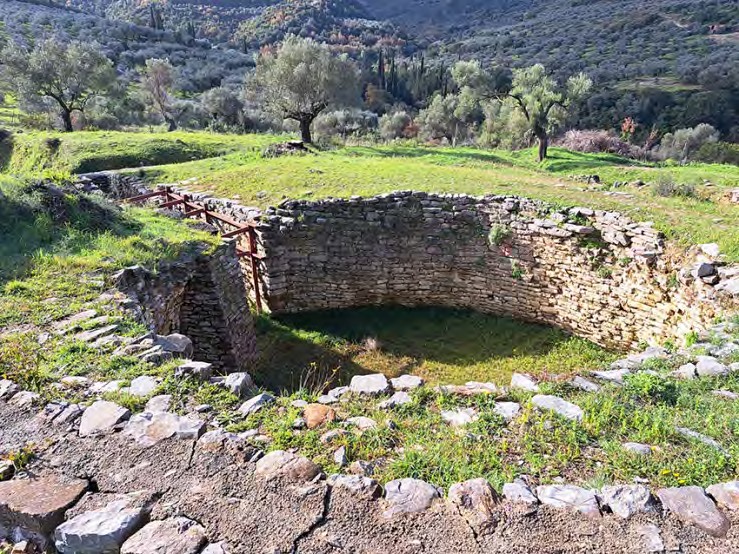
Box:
656;486;731;538
622;442;652;456
344;416;378;431
535;485;600;517
493;402;520;422
128;376;159;398
383;478;442;517
389;375;424;391
78;401;131;437
599;485;656;519
237;393;274;416
706;481;739;511
350;374;391;396
510;373;540;392
448;478;499;531
303;404;336;429
531;395;584;421
255;450;321;482
174;361;213;381
123;412;205;447
378;391;412;409
440;408;479;428
328;474;381;498
502;479;538;505
570;376;601;392
675;427;728;454
591;369;630;384
635;523;665;553
224;373;254;398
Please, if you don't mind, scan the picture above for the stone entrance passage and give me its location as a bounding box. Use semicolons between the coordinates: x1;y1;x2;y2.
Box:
114;242;257;373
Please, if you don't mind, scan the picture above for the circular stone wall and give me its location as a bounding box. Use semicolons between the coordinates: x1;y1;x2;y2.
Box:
248;192;736;351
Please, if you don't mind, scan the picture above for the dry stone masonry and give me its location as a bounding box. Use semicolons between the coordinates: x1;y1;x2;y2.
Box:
249;191;739;350
113;241;257;373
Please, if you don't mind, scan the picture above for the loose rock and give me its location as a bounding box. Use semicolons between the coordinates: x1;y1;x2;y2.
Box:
535;485;600;517
706;481;739;511
350;373;391;396
383;478;441;517
255;450;321;482
237;393;274;416
120;517;206;554
657;486;730;537
531;395;583;421
448;478;499;531
78;401;130;437
599;485;655;519
510;373;539;392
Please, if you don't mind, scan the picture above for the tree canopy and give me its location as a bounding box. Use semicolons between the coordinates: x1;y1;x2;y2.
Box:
251;35;360;143
0;38;116;132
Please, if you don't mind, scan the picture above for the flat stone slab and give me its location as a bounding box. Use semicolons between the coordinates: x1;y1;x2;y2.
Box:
696;356;729;377
706;481;739;511
255;450;321;482
344;416;378;431
383;478;441;517
510;373;539;392
0;473;87;543
599;485;655;519
128;376;159;397
448;478;499;530
78;401;131;437
55;497;147;554
535;485;600;517
145;395;173;413
570;376;600;393
657;486;730;537
237;393;274;416
493;402;520;422
121;517;206;554
378;391;412;409
441;408;478;427
390;375;424;391
75;324;119;343
591;369;630;384
123;412;205;447
350;374;391;396
328;474;381;499
503;479;538;505
531;395;583;421
622;442;652;456
675;427;728;454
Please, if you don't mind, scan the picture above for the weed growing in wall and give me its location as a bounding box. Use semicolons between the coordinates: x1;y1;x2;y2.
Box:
488;224;512;247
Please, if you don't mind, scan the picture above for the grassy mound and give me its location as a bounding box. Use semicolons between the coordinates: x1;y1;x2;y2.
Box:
0;131;283;176
0;176;219;389
135;141;739;261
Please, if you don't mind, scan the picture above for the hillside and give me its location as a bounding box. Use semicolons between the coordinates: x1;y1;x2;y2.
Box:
2;0;255;91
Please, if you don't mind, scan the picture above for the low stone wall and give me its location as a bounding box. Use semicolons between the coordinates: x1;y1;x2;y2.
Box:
250;191;739;350
114;242;257;373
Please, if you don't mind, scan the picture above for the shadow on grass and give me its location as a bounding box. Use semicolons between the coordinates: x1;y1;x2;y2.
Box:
254;305;609;393
0;182;139;285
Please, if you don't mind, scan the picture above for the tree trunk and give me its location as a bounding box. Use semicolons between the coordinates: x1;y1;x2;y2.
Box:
537;132;549;162
165;116;177;132
299;118;313;144
61;109;74;133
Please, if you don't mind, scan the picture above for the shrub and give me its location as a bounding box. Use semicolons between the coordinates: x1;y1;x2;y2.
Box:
557;129;639;158
488;224;511;246
379;111;415;141
654;124;720;162
695;142;739;166
651;177;698;199
314;109;378;140
624;372;678;405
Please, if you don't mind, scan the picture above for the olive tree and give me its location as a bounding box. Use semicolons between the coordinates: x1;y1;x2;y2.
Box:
0;39;115;132
251;36;360;144
453;61;591;161
141;58;179;131
504;65;592;161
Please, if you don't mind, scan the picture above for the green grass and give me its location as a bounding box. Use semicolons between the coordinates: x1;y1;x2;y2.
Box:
220;368;739;491
0;130;284;176
135;142;739;260
0;176;219;392
254;306;617;391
